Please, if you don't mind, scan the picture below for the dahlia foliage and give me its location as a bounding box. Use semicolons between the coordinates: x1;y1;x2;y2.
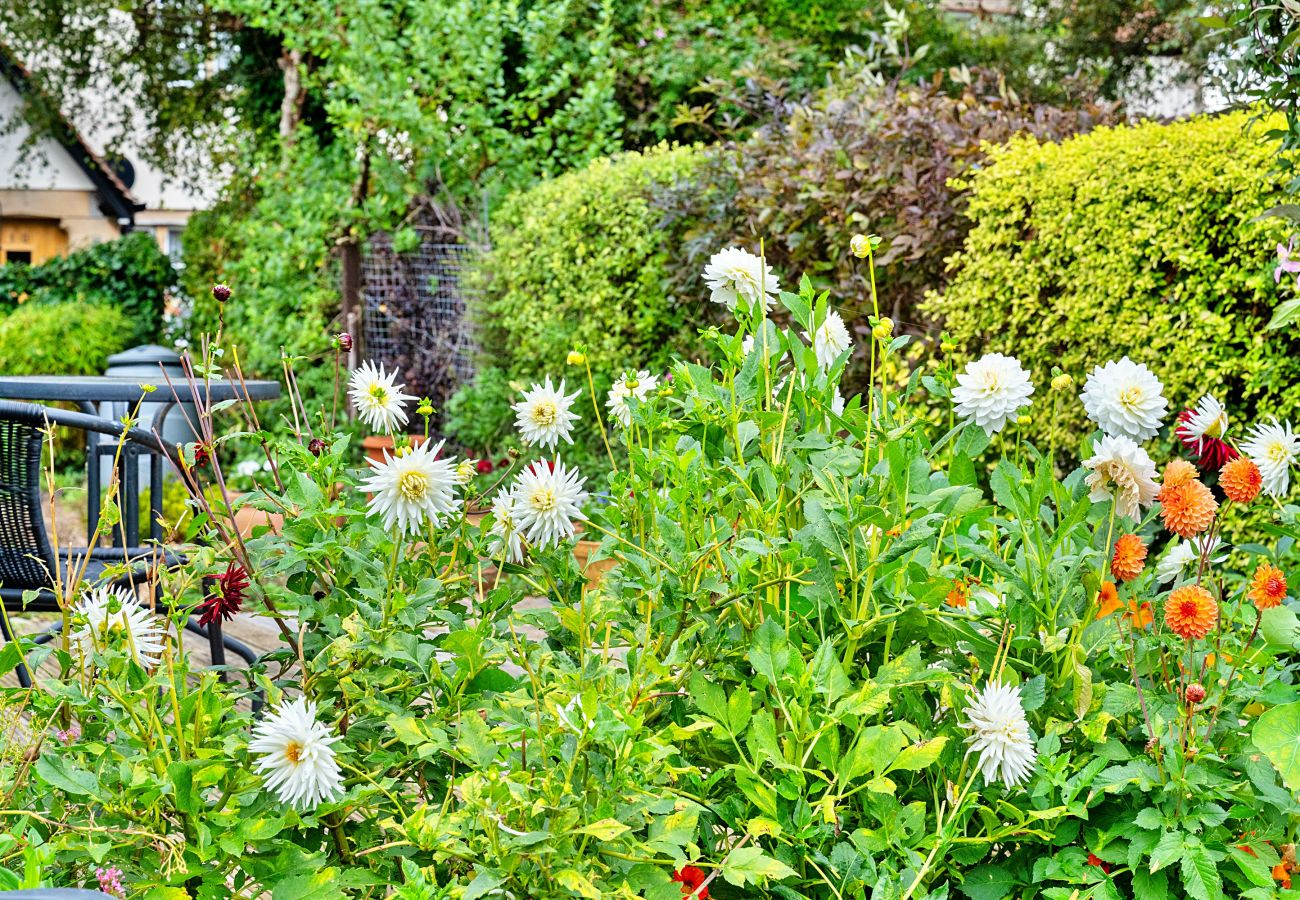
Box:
6;243;1300;900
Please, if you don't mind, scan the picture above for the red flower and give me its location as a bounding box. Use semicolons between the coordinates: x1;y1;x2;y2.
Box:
672;865;709;898
476;458;494;474
1176;409;1238;471
192;443;211;468
198;562;250;627
1086;853;1112;875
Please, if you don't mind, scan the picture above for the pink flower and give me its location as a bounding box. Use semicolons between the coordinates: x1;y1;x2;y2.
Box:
1276;237;1300;286
97;866;127;898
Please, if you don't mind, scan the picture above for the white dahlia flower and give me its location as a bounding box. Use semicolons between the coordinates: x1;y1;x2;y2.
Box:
606;370;660;428
512;377;580;450
249;697;344;810
1242;417;1300;497
1083;434;1160;521
511;459;588;549
804;310;853;370
489;491;526;564
1181;394;1229;445
71;586;166;668
951;353;1034;436
1080;358;1168;441
361;440;460;536
1155;536;1226;586
348;362;416;434
702;247;780;312
961;681;1037;789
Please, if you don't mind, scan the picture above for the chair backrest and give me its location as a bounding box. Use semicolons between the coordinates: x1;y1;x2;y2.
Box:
0;410;56;591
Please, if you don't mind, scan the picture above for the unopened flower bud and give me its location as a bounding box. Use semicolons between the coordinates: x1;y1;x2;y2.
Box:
308;438;326;457
212;283;231;303
1016;414;1031;426
940;341;956;353
456;460;476;483
850;234;871;259
1186;683;1206;704
872;318;894;340
567;350;586;366
334;332;354;352
1051;373;1075;392
417;398;434;417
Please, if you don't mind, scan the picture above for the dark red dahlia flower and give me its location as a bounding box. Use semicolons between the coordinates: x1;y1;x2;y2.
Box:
672;865;709;898
198;562;250;627
1086;853;1112;875
476;458;494;474
1175;409;1238;471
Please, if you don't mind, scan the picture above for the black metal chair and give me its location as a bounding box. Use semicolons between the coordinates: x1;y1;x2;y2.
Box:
0;400;255;686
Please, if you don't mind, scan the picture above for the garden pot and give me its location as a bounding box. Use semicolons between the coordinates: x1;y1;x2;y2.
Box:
362;434;427;465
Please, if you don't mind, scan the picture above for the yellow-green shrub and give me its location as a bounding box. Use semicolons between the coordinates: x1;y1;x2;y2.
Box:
451;143;704;466
925;110;1297;453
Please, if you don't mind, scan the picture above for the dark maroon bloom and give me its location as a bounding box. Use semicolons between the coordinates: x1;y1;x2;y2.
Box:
212;283;231;303
192;443;210;468
1175;409;1238;471
198;562;250;627
1086;853;1112;875
671;866;709;898
308;437;327;457
476;458;494;474
334;332;354;352
498;458;511;470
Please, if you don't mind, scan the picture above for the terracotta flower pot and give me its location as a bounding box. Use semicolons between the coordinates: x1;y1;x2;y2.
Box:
362;434;427;465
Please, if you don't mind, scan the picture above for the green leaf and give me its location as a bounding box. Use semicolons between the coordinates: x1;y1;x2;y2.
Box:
748;619;790;685
1132;868;1168;900
1179;845;1222;900
271;869;344;900
888;736;948;773
959;863;1016;900
1230;846;1274;889
1150;832;1185;872
720;846;798;887
728;687;752;735
555;869;603;898
34;755;99;796
463;870;503;900
576;819;630;841
1252;700;1300;791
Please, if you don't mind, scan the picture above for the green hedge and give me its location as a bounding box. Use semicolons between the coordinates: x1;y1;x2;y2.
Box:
450;143;704;466
0;301;133;375
924;109;1297;453
0;232;173;346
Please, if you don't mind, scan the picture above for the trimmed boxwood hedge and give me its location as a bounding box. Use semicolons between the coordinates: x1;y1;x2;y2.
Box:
923;109;1297;454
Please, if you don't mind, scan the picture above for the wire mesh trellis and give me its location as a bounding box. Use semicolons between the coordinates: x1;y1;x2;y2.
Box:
361;230;478;432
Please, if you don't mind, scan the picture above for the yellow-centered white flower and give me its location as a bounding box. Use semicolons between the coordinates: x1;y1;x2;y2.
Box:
804;310;853;370
361;440;460;536
606;370;660;428
511;459;588;549
702;247;780;312
71;586;166;668
1083;434;1160;521
489;490;526;563
1080;357;1167;441
249;697;344;810
348;362;416;434
961;681;1036;788
1181;393;1229;446
512;377;580;449
1242;417;1300;497
951;353;1034;436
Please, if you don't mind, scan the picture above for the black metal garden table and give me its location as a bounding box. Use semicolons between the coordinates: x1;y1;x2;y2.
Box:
0;374;281;681
0;374;280;546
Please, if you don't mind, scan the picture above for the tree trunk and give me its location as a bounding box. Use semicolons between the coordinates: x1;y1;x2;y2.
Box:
277;47;304;140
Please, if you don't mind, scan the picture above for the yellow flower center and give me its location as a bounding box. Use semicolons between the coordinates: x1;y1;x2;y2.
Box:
980;371;1003;393
1119;386;1143;410
531;400;558;427
1205;412;1227;439
284;741;303;764
398;470;429;501
368;384;388;404
529;486;556;513
1267;442;1289;465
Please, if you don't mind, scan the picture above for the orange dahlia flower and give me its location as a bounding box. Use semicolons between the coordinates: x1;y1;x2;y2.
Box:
945;580;969;609
1220;457;1263;505
1112;534;1148;582
1125;600;1154;629
1159;479;1217;538
1162;459;1200;489
1249;563;1288;610
1096;580;1122;619
1165;584;1218;640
